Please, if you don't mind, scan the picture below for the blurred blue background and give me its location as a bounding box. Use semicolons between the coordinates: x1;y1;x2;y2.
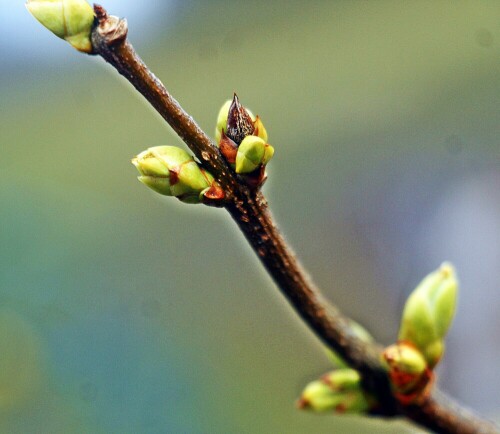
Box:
0;1;499;432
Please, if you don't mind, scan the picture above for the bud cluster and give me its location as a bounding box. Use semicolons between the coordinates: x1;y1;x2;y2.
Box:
215;95;274;187
132;146;223;205
383;263;458;404
298;369;375;414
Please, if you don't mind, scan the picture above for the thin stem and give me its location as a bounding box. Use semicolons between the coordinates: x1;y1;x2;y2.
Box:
90;6;498;434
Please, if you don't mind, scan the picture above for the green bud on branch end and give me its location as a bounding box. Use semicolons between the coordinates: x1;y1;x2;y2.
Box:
26;0;95;53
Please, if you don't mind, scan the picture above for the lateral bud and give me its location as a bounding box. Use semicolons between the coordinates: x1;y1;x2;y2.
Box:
132;146;224;205
236;136;275;175
298;369;375;414
383;342;432;405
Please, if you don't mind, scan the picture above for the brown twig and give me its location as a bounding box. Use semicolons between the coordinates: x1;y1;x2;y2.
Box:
90;6;498;434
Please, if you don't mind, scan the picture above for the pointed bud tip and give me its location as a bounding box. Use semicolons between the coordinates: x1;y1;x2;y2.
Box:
227;94;255;144
439;262;455;279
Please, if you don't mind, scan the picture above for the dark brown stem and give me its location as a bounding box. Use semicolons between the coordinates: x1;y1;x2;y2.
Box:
90;6;498;434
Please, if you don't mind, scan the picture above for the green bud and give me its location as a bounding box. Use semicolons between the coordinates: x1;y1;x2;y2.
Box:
132;146;215;204
398;262;458;367
298;369;373;413
253;116;268;143
383;343;433;404
26;0;95;53
383;343;427;377
215;100;232;146
235;136;275;174
299;381;344;412
322;368;362;391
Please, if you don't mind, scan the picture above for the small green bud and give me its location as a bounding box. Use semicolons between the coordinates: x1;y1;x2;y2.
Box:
383;343;427;378
215;100;232;146
26;0;95;53
235;136;275;174
398;262;458;367
383;343;433;405
253;116;268;143
132;146;216;204
299;381;345;412
298;369;373;414
322;368;362;391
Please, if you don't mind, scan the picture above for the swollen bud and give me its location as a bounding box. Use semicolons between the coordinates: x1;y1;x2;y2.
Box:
298;369;375;414
398;263;458;367
26;0;95;53
214;95;274;185
235;136;275;174
383;343;432;404
132;146;220;204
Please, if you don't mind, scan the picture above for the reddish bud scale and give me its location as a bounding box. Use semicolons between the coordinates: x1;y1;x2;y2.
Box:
219;130;238;164
169;169;179;185
242;166;267;189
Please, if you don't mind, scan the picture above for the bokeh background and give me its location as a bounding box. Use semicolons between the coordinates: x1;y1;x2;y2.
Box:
1;1;499;433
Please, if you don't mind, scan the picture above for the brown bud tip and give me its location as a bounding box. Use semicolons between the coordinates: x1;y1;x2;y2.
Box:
296;398;310;409
203;185;225;201
94;7;128;46
94;4;108;21
226;94;254;145
219;130;238;164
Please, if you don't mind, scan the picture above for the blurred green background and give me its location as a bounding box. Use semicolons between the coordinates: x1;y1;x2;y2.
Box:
1;1;499;433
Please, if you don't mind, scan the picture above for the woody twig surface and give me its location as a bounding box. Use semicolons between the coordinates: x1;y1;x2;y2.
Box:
90;6;498;434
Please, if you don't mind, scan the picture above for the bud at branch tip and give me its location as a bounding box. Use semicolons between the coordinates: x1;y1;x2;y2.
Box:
26;0;95;53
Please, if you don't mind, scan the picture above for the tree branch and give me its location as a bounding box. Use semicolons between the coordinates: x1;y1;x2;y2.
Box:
90;6;498;434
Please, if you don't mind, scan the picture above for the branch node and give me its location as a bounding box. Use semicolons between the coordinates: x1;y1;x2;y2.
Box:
93;4;128;47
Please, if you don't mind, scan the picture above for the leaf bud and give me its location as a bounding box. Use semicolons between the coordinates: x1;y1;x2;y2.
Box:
298;369;374;414
398;262;458;367
26;0;95;53
383;343;433;405
132;146;217;204
235;136;275;174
